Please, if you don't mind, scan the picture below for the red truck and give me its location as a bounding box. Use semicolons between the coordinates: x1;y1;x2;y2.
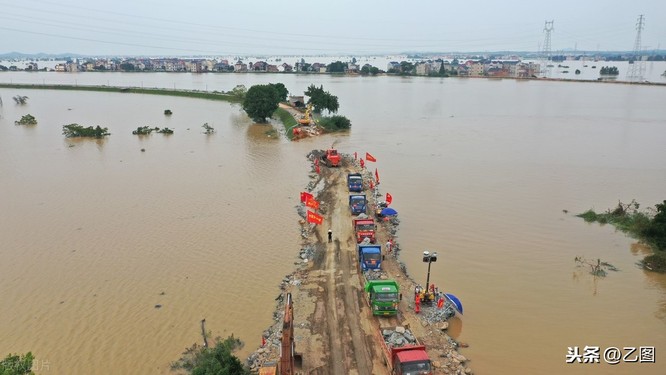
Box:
378;326;432;375
353;218;376;243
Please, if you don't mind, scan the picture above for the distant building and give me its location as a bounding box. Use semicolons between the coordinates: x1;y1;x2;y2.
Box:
289;96;305;108
387;61;400;71
234;61;247;72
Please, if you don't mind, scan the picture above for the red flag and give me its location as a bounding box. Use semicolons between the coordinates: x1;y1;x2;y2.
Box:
314;158;319;166
316;164;320;174
386;193;393;205
369;180;374;190
375;168;380;184
306;197;320;209
365;152;377;162
360;159;365;168
307;210;323;225
261;336;266;347
300;191;313;203
354;152;357;160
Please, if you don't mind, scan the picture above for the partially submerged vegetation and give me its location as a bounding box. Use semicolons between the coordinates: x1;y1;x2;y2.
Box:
132;126;158;135
202;123;214;134
574;256;619;277
15;114;37;125
577;200;666;272
170;336;248;375
13;95;29;105
62;123;110;138
0;352;34;375
318;115;351;131
132;126;174;135
164;109;173;115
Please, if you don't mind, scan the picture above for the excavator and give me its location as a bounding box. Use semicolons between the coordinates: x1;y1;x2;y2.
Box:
259;293;302;375
297;103;313;126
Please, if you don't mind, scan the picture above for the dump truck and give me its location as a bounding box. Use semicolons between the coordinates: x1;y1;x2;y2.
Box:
349;194;367;215
322;149;340;167
358;244;382;271
353;217;376;243
347;173;363;192
378;326;433;375
365;280;400;316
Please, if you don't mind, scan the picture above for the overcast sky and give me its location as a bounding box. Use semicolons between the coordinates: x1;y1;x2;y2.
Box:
1;0;664;56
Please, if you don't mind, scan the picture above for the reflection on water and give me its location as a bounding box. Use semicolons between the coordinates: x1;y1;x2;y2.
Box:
1;75;666;375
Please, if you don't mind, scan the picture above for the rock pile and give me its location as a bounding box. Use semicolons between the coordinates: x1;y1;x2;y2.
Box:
382;326;419;348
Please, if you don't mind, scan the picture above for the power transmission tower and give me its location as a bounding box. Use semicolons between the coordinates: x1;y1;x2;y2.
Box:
541;20;554;76
627;15;645;82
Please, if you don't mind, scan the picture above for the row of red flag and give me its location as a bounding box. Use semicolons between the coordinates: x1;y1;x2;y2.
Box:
355;152;393;206
300;191;323;225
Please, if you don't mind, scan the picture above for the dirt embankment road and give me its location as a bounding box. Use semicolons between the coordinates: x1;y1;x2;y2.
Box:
298;160;385;374
252;153;472;375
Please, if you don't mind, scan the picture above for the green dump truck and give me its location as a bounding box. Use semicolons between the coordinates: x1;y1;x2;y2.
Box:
365;280;401;316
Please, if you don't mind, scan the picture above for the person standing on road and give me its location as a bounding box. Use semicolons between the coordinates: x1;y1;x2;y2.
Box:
328;229;333;243
386;239;392;255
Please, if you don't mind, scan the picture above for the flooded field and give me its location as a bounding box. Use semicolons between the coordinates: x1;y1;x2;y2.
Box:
1;73;665;374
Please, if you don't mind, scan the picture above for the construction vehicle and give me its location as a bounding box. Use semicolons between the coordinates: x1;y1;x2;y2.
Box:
349;194;367;215
358;244;382;271
298;103;313;126
353;218;376;243
365;280;401;316
347;173;363;192
321;148;340;167
377;326;433;375
259;293;302;375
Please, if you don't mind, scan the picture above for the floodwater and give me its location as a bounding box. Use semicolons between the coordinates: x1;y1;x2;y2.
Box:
1;72;666;375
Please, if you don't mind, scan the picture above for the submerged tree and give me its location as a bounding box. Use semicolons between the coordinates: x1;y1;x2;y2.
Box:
15;114;37;125
62;124;110;138
202;123;215;134
13;95;29;105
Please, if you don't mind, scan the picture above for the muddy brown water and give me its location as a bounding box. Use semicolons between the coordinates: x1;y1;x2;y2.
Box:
1;74;666;374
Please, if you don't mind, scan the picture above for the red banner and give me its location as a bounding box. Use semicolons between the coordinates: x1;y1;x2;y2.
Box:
386;193;393;205
307;210;323;225
365;152;377;162
360;158;365;168
314;157;319;166
300;191;313;203
375;168;380;184
306;197;320;209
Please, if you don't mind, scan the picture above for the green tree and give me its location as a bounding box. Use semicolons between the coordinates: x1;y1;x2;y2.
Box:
0;352;34;375
399;61;415;74
268;83;288;102
642;200;666;251
360;65;370;75
242;85;280;123
229;85;247;101
119;63;135;71
304;84;339;114
369;67;380;75
327;61;347;73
